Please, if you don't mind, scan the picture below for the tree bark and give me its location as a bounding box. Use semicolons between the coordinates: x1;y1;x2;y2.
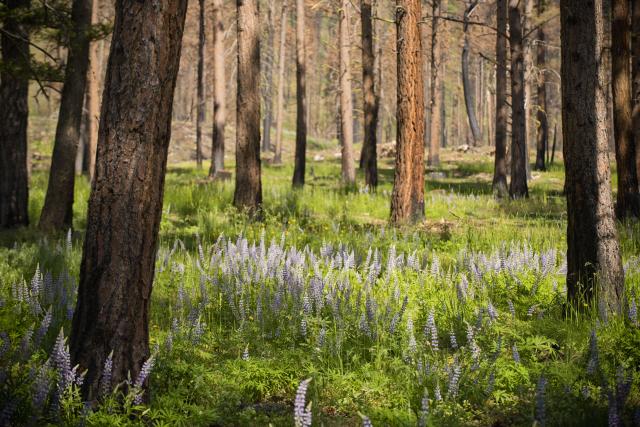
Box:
292;0;307;187
39;0;93;231
523;0;534;178
462;1;482;145
391;0;425;224
209;0;227;177
560;0;624;316
0;0;30;229
234;0;263;211
273;0;288;165
195;0;206;168
360;0;378;188
70;0;188;401
429;0;448;166
262;0;276;152
534;0;547;171
612;0;640;218
634;0;640;187
493;0;509;198
85;0;101;183
339;0;355;185
508;0;529;198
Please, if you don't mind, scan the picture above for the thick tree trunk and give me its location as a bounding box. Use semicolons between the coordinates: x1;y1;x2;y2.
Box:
292;0;307;187
633;0;640;187
0;0;30;229
391;0;425;224
273;0;288;165
195;0;206;168
339;0;355;185
508;0;529;198
86;0;101;183
70;0;188;401
493;0;509;198
612;0;640;218
39;0;93;231
429;0;448;166
262;0;276;152
560;0;624;316
534;0;547;171
523;0;534;178
209;0;227;177
462;1;482;145
360;0;378;188
234;0;263;211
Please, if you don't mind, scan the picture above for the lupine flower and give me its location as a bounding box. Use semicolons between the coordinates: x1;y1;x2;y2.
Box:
487;301;498;322
0;398;17;426
527;304;537;317
242;345;250;361
586;330;599;375
301;318;308;338
360;414;373;427
447;360;462;399
512;344;520;364
0;332;9;359
316;327;327;348
535;376;547;426
32;361;51;412
629;298;637;326
294;378;312;427
101;351;114;397
486;371;495;394
608;389;620;427
425;310;439;351
133;355;155;404
507;300;516;319
418;388;429;427
434;383;442;401
450;329;458;349
407;317;417;353
35;308;53;347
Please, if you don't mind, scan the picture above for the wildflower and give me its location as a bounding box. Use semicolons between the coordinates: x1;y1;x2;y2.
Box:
486;370;495;394
407;317;417;353
316;328;327;348
434;382;442;401
301;318;308;338
586;330;599;375
487;301;498;322
0;332;9;359
450;329;458;349
418;388;429;427
507;300;516;319
294;378;312;427
360;414;373;427
133;355;155;404
447;360;462;399
629;298;637;326
425;310;439;351
101;351;114;397
534;376;547;426
512;344;520;364
242;345;250;361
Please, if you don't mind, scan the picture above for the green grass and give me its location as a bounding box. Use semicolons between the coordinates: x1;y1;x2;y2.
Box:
1;154;639;426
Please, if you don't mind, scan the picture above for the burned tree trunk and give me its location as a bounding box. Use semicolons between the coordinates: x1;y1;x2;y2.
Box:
493;0;509;197
209;0;227;177
70;0;188;401
0;0;30;229
534;0;548;171
635;0;640;187
429;0;448;166
292;0;307;187
462;1;482;146
508;0;529;198
262;0;276;152
360;0;378;188
561;0;625;315
339;0;355;185
274;0;288;165
196;0;206;168
391;0;425;224
39;0;93;231
233;0;263;211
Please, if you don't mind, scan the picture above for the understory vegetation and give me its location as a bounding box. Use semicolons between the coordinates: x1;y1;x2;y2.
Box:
1;156;639;426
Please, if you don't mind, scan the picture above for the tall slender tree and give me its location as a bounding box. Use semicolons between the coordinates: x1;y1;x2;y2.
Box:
0;0;30;229
508;0;529;198
292;0;307;187
339;0;355;185
209;0;226;177
262;0;276;152
233;0;262;211
633;0;640;187
534;0;547;171
39;0;93;230
429;0;448;166
70;0;188;400
360;0;378;188
195;0;206;168
273;0;288;165
612;0;639;218
462;1;482;146
560;0;624;315
85;0;101;183
493;0;509;198
391;0;424;224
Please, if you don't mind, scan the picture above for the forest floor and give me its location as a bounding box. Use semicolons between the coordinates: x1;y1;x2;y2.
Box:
1;134;640;426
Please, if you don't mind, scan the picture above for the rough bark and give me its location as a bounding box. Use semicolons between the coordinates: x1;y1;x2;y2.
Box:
39;0;93;231
633;0;640;187
462;1;482;145
209;0;227;177
262;0;276;152
339;0;355;185
70;0;188;401
508;0;529;198
273;0;288;165
233;0;263;211
85;0;101;183
0;0;30;229
612;0;640;218
391;0;425;224
523;0;534;178
534;0;547;171
360;0;378;188
196;0;206;168
429;0;448;166
292;0;307;187
561;0;625;316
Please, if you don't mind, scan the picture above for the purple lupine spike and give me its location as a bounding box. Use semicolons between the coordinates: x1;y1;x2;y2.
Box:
32;361;51;412
425;310;438;351
300;318;308;338
294;378;312;427
101;351;114;397
35;308;53;348
487;301;498;322
507;300;516;319
629;298;637;326
534;376;547;426
450;329;458;349
0;332;9;359
418;388;429;427
512;344;520;364
242;345;249;361
434;383;442;401
447;360;462;399
361;414;373;427
20;326;33;359
134;355;155;389
316;328;327;348
407;317;417;353
486;370;495;394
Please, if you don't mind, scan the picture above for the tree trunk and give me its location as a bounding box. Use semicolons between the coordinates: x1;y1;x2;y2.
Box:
39;0;93;231
560;0;624;316
339;0;355;185
273;0;288;165
508;0;529;198
292;0;307;187
209;0;227;177
612;0;640;218
234;0;263;211
70;0;188;401
523;0;534;178
633;0;640;187
429;0;448;166
462;1;482;145
534;0;547;171
86;0;101;183
262;0;276;152
195;0;206;168
360;0;378;188
0;0;30;229
493;0;509;197
391;0;425;224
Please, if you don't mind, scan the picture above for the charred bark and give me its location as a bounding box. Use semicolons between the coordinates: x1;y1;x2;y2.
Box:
292;0;307;187
462;1;482;146
360;0;378;188
534;0;548;171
